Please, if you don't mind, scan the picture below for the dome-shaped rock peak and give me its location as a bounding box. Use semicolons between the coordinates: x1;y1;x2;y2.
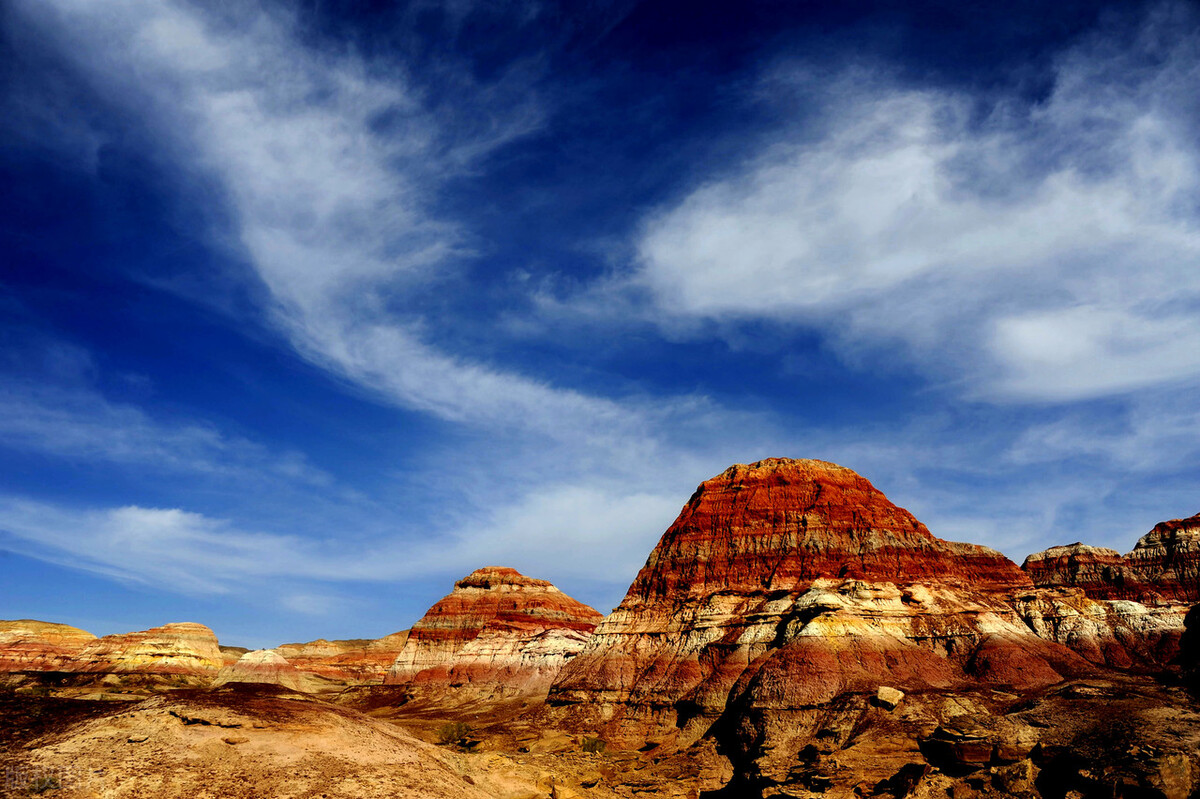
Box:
548;458;1168;760
214;649;306;692
627;457;1028;603
384;567;602;698
71;622;223;681
1127;512;1200;602
1021;543;1131;598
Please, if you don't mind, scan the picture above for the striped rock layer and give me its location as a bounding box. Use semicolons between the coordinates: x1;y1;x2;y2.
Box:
0;621;223;688
275;631;410;684
548;459;1184;752
385;567;603;698
0;620;412;691
0;620;97;672
1024;512;1200;603
71;622;224;680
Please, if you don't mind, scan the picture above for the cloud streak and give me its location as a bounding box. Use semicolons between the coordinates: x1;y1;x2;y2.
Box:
0;382;330;485
0;484;683;599
0;501;317;594
15;0;643;445
629;5;1200;402
6;0;1198;631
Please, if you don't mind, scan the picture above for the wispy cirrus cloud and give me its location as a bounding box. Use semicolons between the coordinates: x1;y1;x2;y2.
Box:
6;407;1186;606
623;3;1200;402
5;0;758;609
6;0;1199;630
0;382;330;485
1006;392;1200;474
0;501;318;594
13;0;630;441
0;484;682;599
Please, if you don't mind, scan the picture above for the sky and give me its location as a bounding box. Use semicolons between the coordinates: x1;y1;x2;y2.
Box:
1;0;1198;648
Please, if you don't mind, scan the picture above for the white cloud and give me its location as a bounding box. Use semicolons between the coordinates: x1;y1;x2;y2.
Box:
0;496;456;596
14;0;630;445
278;592;358;617
0;383;331;485
435;484;683;584
6;0;719;597
0;397;1191;609
0;484;681;601
1006;392;1200;474
630;6;1200;402
0;500;321;594
1;0;756;607
9;0;1199;621
991;306;1200;398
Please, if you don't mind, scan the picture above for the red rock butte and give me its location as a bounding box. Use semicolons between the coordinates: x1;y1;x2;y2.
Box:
630;457;1028;602
549;458;1183;755
401;567;601;644
385;566;603;695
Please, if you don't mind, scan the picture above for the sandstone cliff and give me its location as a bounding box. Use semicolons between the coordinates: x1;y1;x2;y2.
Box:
385;567;602;699
1024;512;1200;603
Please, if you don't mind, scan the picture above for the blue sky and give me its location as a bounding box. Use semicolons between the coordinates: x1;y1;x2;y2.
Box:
1;0;1198;648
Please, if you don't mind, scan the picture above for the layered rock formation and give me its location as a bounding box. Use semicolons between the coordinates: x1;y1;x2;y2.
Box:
547;458;1189;794
1025;512;1200;603
219;646;249;668
69;622;223;682
2;458;1198;799
0;619;408;694
625;459;1030;600
1022;543;1131;597
214;649;306;692
0;621;223;689
385;567;602;699
276;631;409;683
0;620;96;673
1012;589;1183;670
